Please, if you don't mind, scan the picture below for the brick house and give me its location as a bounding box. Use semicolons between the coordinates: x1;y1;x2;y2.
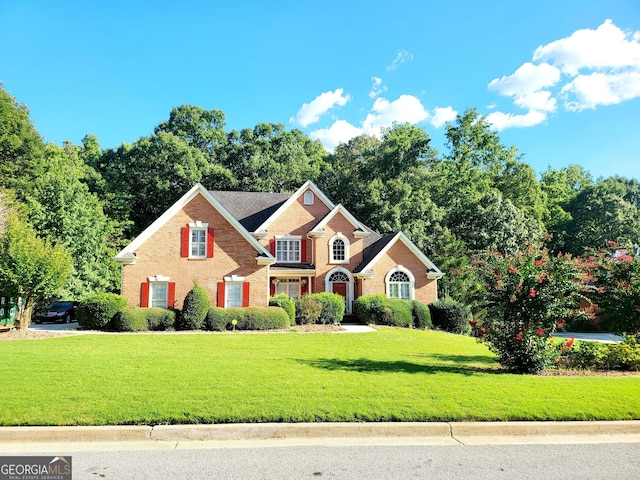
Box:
114;181;443;313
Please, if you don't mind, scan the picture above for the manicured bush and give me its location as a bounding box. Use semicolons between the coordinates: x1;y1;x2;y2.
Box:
560;335;640;372
146;308;176;331
177;283;210;330
307;292;345;324
269;293;296;326
295;296;322;325
204;307;290;331
411;300;432;329
353;294;412;328
112;307;149;332
429;299;472;335
77;293;128;330
204;308;234;331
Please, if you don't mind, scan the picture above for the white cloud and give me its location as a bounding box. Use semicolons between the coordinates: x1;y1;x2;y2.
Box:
362;95;429;136
489;62;561;96
368;76;387;98
533;19;640;75
561;70;640;110
430;106;458;128
387;50;414;71
310;120;363;152
289;88;351;127
487;19;640;128
486;110;547;131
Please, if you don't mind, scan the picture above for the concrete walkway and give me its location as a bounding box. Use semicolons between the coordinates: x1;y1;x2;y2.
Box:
553;332;623;343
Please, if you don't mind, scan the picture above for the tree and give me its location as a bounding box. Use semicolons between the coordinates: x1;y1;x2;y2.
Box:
471;244;592;373
0;85;45;194
155;105;227;156
0;212;73;328
25;144;121;297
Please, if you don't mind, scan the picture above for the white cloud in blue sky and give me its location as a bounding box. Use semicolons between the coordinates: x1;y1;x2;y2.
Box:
289;88;351;128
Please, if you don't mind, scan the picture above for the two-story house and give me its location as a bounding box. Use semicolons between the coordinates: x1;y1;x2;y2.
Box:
114;181;442;313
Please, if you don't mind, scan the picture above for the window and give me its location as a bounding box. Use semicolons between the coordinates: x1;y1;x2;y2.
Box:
304;191;314;205
226;282;243;308
191;228;206;258
276;238;300;262
181;223;214;259
151;282;168;308
388;271;411;299
329;233;350;264
275;279;300;298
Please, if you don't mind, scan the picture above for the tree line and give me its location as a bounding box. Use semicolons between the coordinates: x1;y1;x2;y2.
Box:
1;84;639;315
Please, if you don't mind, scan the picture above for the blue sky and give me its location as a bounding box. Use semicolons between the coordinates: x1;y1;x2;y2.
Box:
1;0;639;180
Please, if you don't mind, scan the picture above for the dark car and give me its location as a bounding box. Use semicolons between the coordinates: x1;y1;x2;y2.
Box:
33;301;78;324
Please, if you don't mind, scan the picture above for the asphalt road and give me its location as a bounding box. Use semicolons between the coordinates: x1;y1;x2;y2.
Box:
7;442;640;480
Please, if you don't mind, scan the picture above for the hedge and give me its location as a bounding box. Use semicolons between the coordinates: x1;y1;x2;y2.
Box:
429;299;472;334
112;307;149;332
77;293;128;330
411;300;432;329
307;292;345;324
294;296;323;324
269;293;296;326
146;308;176;331
205;306;290;331
353;294;412;328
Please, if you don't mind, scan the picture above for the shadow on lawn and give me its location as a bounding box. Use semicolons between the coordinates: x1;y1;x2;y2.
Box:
299;356;502;376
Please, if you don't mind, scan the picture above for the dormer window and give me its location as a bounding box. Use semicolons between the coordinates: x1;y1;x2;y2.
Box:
329;233;350;264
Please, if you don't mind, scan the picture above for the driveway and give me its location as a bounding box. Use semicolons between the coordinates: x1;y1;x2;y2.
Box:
29;321;80;332
553;332;622;343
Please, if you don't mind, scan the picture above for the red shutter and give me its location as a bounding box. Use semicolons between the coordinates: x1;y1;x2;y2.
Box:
217;282;225;307
141;282;150;307
270;279;276;296
167;282;176;308
207;228;215;258
242;282;250;307
301;239;307;263
181;227;190;257
269;238;276;256
301;279;309;295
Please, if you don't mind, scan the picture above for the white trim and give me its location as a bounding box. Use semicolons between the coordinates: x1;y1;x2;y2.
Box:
275;235;302;263
225;281;243;308
385;266;415;300
223;275;245;282
253;181;336;233
148;275;170;282
309;204;369;236
329;232;350;264
303;191;314;205
325;266;354;314
114;183;273;263
357;232;443;278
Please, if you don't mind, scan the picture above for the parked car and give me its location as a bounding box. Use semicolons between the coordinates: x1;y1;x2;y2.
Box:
33;301;79;324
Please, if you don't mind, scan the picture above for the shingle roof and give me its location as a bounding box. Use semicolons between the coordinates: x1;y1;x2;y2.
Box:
209;190;291;232
353;234;395;273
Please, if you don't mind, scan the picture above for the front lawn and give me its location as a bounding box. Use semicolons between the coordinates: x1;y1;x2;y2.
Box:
1;328;638;426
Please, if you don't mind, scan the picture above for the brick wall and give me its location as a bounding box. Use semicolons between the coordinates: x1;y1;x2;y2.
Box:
121;193;269;309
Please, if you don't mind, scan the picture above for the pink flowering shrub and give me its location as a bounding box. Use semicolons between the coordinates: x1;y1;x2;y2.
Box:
471;244;592;374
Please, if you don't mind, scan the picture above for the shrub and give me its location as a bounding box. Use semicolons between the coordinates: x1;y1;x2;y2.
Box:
600;335;640;371
204;308;234;331
112;307;149;332
205;306;290;330
307;292;345;324
295;296;322;325
429;299;471;335
177;283;210;330
146;308;176;331
411;301;432;329
353;294;412;328
269;293;295;326
77;293;128;330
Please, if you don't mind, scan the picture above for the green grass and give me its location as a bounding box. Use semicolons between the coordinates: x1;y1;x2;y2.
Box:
1;328;639;426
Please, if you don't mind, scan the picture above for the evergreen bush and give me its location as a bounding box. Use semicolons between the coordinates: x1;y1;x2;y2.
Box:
112;307;149;332
294;296;322;324
353;294;412;328
77;293;127;330
146;308;176;331
177;283;210;330
411;300;432;329
269;293;296;326
307;292;345;324
429;299;471;334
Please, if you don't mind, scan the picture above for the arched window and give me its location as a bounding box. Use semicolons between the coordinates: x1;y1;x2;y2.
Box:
328;271;349;282
385;267;414;300
329;233;350;264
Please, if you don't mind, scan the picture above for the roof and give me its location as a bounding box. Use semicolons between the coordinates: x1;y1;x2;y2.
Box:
209;190;291;232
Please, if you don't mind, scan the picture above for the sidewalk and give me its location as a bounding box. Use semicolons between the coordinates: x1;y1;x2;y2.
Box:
2;421;640;451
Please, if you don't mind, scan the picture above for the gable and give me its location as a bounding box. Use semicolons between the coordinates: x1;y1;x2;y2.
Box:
114;184;272;263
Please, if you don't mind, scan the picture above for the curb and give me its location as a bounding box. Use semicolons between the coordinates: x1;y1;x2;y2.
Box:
2;421;640;444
